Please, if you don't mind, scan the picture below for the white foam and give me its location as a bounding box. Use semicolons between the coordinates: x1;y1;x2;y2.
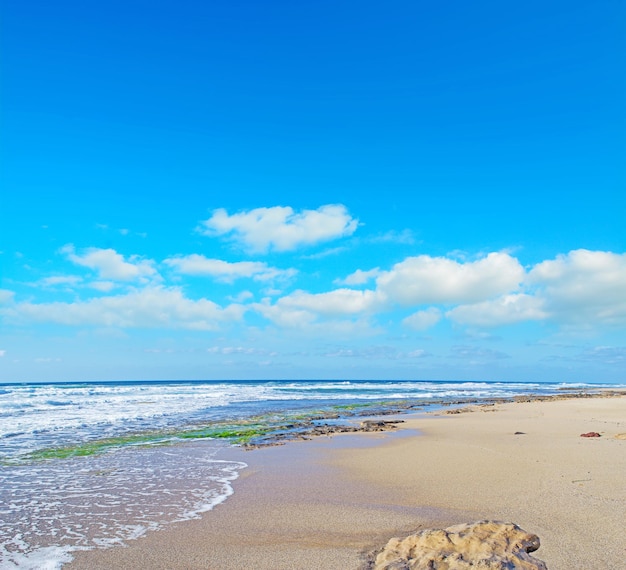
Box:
0;443;247;568
0;544;76;570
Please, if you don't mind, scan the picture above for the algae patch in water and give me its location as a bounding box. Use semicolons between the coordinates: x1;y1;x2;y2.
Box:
18;399;422;463
177;424;278;444
24;433;170;461
20;422;290;462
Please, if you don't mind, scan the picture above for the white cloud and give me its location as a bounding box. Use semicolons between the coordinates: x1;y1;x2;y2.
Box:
274;288;379;316
253;252;527;330
0;290;15;304
228;290;254;303
446;294;547;327
528;249;626;326
252;289;381;334
7;287;245;330
0;350;5;357
40;276;83;287
403;307;442;330
338;268;381;286
89;281;117;292
164;254;296;282
198;204;358;253
441;250;626;329
61;245;158;282
254;302;318;328
376;252;524;306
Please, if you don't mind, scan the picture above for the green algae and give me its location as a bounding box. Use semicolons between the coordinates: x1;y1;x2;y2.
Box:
20;421;290;463
24;433;172;461
18;399;421;464
177;424;278;444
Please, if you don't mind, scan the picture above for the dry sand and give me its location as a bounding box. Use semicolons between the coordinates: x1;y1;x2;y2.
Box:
66;393;626;570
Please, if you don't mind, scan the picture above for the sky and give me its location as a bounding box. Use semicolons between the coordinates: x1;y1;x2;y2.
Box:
1;0;625;383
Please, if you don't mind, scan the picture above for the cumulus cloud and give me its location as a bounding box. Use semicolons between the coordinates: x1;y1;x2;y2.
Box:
197;204;358;253
228;290;254;303
376;252;524;306
164;254;296;282
89;281;117;292
252;288;382;333
338;268;381;286
273;288;379;316
403;307;442;330
442;250;626;328
248;249;626;333
7;287;244;330
254;252;524;330
528;249;626;326
446;294;547;327
254;302;318;328
61;245;158;282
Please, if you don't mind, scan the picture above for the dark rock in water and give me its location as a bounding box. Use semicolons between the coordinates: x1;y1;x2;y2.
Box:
370;520;548;569
360;420;404;431
580;432;601;437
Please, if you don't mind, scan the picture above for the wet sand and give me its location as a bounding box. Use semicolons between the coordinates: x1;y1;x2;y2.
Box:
66;393;626;569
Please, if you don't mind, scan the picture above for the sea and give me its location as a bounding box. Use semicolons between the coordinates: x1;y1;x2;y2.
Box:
0;379;619;569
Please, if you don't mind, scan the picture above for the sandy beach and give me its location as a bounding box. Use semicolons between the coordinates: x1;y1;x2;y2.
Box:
66;392;626;569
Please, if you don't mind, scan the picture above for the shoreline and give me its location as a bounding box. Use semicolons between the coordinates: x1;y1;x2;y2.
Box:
65;390;626;569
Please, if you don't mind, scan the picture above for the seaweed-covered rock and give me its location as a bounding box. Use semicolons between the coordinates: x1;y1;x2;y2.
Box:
371;520;547;569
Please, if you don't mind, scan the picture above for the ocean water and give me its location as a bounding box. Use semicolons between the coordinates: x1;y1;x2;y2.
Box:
0;379;616;568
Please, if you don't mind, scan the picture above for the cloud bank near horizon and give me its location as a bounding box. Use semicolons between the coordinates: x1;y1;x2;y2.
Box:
2;205;625;341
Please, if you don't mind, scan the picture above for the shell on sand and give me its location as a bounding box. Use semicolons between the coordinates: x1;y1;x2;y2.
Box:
615;433;626;440
371;520;547;570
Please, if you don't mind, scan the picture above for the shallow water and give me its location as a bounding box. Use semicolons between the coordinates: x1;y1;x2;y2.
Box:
0;441;245;569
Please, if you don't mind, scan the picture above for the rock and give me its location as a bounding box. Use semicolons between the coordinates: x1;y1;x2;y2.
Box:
443;407;473;415
371;520;547;569
514;431;526;435
580;432;601;438
360;420;403;431
614;433;626;440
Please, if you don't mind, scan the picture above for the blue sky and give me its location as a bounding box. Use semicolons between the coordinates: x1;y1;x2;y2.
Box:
1;0;625;382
